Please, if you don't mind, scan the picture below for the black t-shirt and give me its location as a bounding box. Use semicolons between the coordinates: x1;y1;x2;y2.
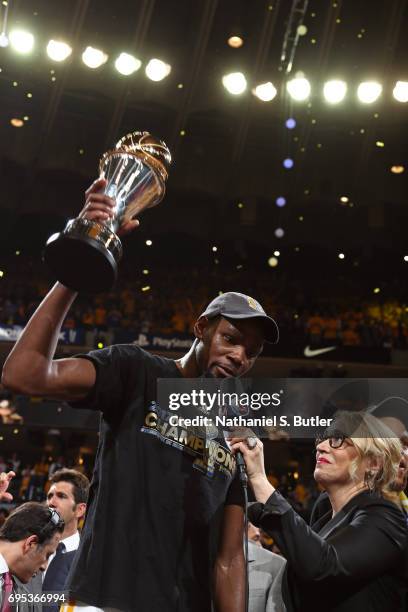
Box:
66;344;243;612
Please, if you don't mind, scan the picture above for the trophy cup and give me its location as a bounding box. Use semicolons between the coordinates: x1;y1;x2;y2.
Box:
43;131;171;293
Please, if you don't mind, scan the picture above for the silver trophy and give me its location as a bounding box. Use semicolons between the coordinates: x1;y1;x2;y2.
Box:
44;131;171;293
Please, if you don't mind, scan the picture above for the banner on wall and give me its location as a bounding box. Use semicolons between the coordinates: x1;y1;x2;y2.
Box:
0;324;392;364
0;325;85;345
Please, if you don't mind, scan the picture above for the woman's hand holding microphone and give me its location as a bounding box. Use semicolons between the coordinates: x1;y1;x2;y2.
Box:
228;435;276;504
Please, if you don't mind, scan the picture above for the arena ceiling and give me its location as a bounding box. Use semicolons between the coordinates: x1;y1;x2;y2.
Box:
0;0;407;260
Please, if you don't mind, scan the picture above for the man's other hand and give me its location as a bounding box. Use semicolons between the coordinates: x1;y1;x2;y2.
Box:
0;471;15;502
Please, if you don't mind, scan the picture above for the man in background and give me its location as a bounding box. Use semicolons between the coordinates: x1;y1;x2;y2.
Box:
247;521;286;612
0;502;64;610
42;469;89;594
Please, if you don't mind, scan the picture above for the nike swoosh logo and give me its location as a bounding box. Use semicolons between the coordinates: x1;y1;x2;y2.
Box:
304;345;336;358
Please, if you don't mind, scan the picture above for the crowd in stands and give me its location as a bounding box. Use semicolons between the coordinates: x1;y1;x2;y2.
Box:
1;256;408;349
0;453;89;508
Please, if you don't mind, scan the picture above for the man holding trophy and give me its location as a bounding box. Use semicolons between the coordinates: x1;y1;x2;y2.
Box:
1;132;279;612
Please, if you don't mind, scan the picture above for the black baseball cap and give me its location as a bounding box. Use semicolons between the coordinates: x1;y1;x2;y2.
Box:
368;397;408;433
200;292;279;344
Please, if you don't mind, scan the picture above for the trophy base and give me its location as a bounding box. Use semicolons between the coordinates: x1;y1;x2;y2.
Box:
44;218;123;293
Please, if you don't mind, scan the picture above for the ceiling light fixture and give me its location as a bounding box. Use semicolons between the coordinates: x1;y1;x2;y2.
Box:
227;35;243;48
145;58;171;81
47;39;72;62
357;81;382;103
9;29;34;53
222;71;247;95
82;46;108;69
393;81;408;103
323;79;347;104
115;52;142;76
10;118;24;127
286;77;311;101
253;81;277;102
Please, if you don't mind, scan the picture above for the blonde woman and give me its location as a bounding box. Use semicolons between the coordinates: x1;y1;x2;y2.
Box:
229;412;407;612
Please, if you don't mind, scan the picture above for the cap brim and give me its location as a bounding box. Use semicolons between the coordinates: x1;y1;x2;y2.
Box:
370;399;408;431
222;312;279;344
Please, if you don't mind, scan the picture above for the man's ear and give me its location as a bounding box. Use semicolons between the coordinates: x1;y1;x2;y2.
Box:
22;534;39;554
75;502;87;521
194;316;210;340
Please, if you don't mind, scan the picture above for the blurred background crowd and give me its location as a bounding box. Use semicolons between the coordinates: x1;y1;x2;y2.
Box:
1;255;407;349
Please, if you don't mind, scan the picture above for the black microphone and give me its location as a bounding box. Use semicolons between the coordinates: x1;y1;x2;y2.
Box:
236;448;250;612
202;372;248;490
235;451;248;487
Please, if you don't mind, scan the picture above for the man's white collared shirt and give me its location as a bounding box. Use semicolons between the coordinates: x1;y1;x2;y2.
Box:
0;552;9;574
43;531;80;579
0;552;11;601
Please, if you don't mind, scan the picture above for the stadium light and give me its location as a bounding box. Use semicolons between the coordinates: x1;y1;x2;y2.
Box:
115;53;142;76
357;81;382;104
0;32;9;48
285;118;296;129
222;72;247;95
228;36;243;48
47;40;72;62
286;77;311;101
9;29;34;54
253;81;277;102
391;165;404;174
82;46;108;69
393;81;408;103
323;80;347;104
145;59;171;81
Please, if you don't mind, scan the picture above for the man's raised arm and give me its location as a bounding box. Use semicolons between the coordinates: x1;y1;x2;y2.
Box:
1;178;136;401
1;282;96;400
